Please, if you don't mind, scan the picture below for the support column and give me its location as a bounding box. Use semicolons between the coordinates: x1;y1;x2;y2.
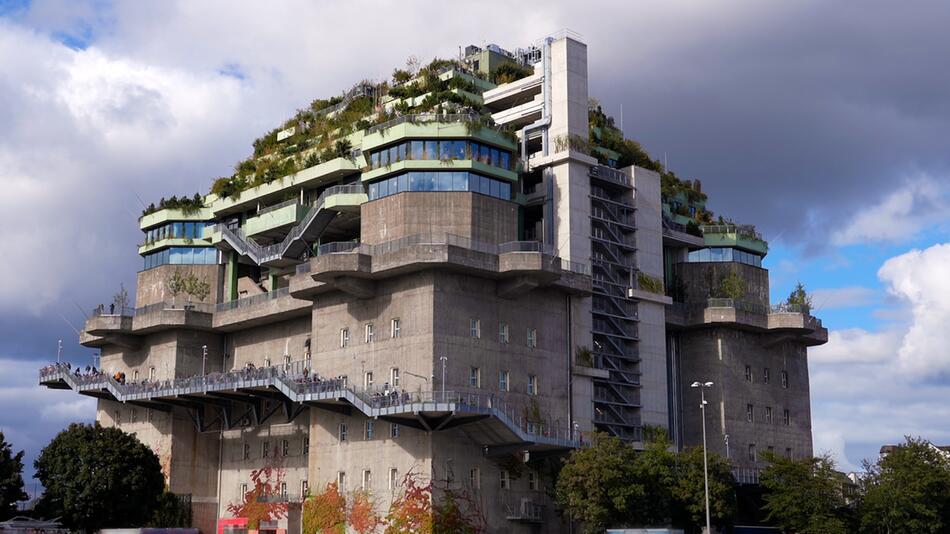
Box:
225;251;238;301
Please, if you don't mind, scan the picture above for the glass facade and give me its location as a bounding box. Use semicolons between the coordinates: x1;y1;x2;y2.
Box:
367;171;512;201
143;247;220;270
143;221;214;245
687;247;763;267
368;139;512;171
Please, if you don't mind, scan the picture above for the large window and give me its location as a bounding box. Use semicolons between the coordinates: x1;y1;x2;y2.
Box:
142;247;219;270
368;171;512;201
368;139;513;171
143;221;213;245
687;247;763;267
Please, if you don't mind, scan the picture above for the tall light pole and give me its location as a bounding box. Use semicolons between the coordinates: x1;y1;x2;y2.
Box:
691;380;714;534
439;355;448;402
202;345;208;377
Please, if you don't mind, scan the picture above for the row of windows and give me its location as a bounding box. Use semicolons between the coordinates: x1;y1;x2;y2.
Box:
143;221;213;244
243;437;310;460
142;246;220;270
745;404;792;425
241;481;309;500
367;171;513;201
340;319;402;347
368;139;512;171
468;367;539;395
745;365;789;388
688;247;763;267
332;466;539;493
748;444;794;462
470;319;538;348
338;421;402;442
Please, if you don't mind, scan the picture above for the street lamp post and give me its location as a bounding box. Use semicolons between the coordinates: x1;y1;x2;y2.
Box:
439;355;448;402
691;380;714;534
202;345;208;377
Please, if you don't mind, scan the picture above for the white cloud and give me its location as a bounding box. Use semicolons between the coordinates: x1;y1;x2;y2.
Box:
831;177;949;246
810;286;878;310
810;242;950;469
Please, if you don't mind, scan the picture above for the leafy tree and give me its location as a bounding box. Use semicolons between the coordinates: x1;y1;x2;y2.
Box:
555;432;643;533
149;491;192;527
227;460;288;530
860;437;950;533
34;423;165;532
669;446;736;531
302;482;346;534
717;272;746;300
0;431;27;520
348;489;383;534
760;453;853;534
786;282;813;313
385;470;433;534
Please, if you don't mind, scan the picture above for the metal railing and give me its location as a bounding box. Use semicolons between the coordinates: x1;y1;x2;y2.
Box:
91;306;136;317
135;301;214;316
316;240;361;256
38;361;585;447
700;224;763;241
255;198;301;217
498;241;554;255
589;165;631;187
215;287;290;312
364;112;481;136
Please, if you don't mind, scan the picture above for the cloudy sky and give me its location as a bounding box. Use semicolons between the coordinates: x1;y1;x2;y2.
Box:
2;0;949;491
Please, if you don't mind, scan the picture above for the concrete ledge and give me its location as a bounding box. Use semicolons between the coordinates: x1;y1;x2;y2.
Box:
85;315;133;336
629;288;673;305
132;309;214;333
571;365;610;379
213;296;311;331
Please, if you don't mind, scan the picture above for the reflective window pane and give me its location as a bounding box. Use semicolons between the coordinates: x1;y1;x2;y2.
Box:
490;148;499;167
452;141;466;160
397;143;407;162
439;141;451;160
425;141;438;160
410;141;424;160
500;151;510;170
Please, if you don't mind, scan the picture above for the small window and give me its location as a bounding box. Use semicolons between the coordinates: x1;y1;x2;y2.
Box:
470;318;480;339
280;482;287;497
748;444;757;462
781;370;789;388
528;471;538;491
340;375;348;388
303;437;310;455
281;439;289;456
784;409;790;426
528;375;538;396
133;370;139;382
362;469;372;490
470;467;481;489
526;328;537;348
243;442;250;460
301;480;309;497
498;322;509;344
262;442;270;458
365;323;375;343
500;469;510;490
240;483;248;497
365;421;375;440
763;367;770;384
470;367;481;388
390;424;400;438
746;404;754;423
499;371;509;391
364;371;374;389
149;367;156;381
130;409;137;423
391;318;401;338
745;365;752;382
389;468;399;490
340;328;350;348
339;423;348;442
767;445;775;454
391;368;400;387
338;471;346;490
114;410;121;426
765;406;773;424
785;447;792;458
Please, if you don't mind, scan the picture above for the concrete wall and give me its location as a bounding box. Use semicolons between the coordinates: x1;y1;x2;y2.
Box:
227;316;311;370
135;264;224;308
675;261;770;308
675;328;814;470
360;192;518;246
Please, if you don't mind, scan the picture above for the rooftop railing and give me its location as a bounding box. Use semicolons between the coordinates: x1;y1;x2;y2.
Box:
700;224;763;241
134;301;214;316
589;165;631;188
254;198;301;217
364;112;484;136
215;287;290;313
91;306;136;317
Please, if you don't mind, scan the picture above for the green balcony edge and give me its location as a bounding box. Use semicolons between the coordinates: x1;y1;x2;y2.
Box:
361;122;516;153
138;237;214;255
244;203;310;237
703;232;769;255
360;158;518;183
139;207;213;230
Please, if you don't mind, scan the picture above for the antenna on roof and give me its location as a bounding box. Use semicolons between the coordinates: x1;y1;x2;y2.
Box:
620;104;624;137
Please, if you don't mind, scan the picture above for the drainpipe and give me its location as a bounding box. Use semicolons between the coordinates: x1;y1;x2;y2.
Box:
567;294;573;441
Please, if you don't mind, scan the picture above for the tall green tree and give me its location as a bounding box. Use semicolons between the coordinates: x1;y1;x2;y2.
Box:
860;437;950;534
555;432;644;533
760;453;854;534
0;431;28;520
34;423;165;533
671;446;737;531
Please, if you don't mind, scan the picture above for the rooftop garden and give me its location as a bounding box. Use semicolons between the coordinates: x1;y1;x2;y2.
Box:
140;193;205;218
208;56;532;200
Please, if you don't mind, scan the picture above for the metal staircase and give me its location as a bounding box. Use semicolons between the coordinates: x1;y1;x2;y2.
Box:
589;165;642;442
216;185;365;267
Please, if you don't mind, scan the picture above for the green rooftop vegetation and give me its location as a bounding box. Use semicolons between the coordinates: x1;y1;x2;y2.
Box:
140;193;205;218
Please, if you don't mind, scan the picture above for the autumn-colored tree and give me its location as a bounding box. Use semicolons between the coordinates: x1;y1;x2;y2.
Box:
302;482;346;534
227;459;288;529
348;489;383;534
385;471;433;534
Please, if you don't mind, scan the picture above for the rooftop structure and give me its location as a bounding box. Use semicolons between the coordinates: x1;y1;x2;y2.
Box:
40;31;825;532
